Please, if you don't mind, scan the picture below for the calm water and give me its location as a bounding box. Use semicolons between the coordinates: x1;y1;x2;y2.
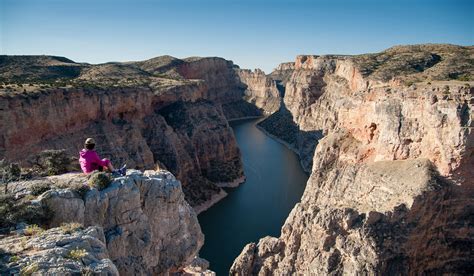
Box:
198;118;308;275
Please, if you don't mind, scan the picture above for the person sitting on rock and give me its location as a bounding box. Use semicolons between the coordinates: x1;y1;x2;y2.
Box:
79;138;115;174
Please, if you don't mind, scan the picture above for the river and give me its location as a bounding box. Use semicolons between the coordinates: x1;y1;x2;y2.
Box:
198;118;308;275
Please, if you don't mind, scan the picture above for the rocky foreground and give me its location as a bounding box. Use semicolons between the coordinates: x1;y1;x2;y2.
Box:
231;44;474;274
0;170;209;275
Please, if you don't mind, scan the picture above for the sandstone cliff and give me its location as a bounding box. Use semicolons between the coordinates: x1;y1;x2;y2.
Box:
2;170;204;275
232;44;474;275
0;55;250;208
237;69;281;114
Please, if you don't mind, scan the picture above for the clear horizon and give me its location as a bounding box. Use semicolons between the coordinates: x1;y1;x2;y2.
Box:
1;0;473;73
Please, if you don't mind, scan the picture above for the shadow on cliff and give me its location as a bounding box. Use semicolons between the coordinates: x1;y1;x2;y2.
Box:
275;81;286;97
361;168;474;275
0;248;9;274
257;104;322;172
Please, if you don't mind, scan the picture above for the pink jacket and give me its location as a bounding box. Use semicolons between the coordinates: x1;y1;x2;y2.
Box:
79;149;110;174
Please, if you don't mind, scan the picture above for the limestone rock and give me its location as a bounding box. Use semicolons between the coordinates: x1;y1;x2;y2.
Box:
180;257;216;276
40;188;85;227
0;226;118;275
36;170;204;275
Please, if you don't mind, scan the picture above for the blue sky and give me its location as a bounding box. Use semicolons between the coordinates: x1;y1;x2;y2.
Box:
1;0;473;72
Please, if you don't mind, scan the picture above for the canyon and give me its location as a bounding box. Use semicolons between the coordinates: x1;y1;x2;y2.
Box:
0;44;473;275
231;44;474;275
0;55;266;209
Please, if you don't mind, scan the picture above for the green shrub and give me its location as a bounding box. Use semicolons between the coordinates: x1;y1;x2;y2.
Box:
33;150;71;176
0;194;53;229
9;255;20;263
87;172;112;191
0;159;21;183
30;182;52;196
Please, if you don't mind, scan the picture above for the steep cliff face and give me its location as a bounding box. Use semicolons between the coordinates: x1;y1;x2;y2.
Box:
232;44;474;275
1;170;204;275
177;57;244;103
0;55;248;208
269;62;295;88
135;56;245;104
237;69;281;114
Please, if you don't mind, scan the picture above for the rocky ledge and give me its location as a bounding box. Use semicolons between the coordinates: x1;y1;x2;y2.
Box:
1;170;205;275
1;226;118;275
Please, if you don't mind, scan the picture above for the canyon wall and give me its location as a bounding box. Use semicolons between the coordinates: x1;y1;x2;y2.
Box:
269;62;295;88
0;56;251;208
232;44;474;274
237;69;281;114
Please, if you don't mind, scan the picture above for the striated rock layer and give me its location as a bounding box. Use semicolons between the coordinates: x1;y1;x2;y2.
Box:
4;170;204;275
232;44;474;275
0;226;119;275
0;55;250;207
237;69;281;114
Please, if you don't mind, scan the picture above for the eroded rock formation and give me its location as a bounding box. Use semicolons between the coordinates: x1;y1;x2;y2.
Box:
232;44;474;275
3;170;204;275
0;226;119;275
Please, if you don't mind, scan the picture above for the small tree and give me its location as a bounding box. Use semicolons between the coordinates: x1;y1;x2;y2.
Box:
0;160;21;193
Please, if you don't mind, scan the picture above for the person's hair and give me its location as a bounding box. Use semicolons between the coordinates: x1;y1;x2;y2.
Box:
85;143;95;150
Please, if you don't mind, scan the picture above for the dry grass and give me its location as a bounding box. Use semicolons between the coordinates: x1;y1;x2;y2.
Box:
23;225;44;236
60;222;83;234
66;248;87;260
19;262;39;276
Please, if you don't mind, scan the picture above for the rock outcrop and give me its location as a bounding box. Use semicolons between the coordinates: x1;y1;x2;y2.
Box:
0;226;119;275
3;170;204;275
232;44;474;275
42;170;204;274
0;55;250;208
237;69;281;114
